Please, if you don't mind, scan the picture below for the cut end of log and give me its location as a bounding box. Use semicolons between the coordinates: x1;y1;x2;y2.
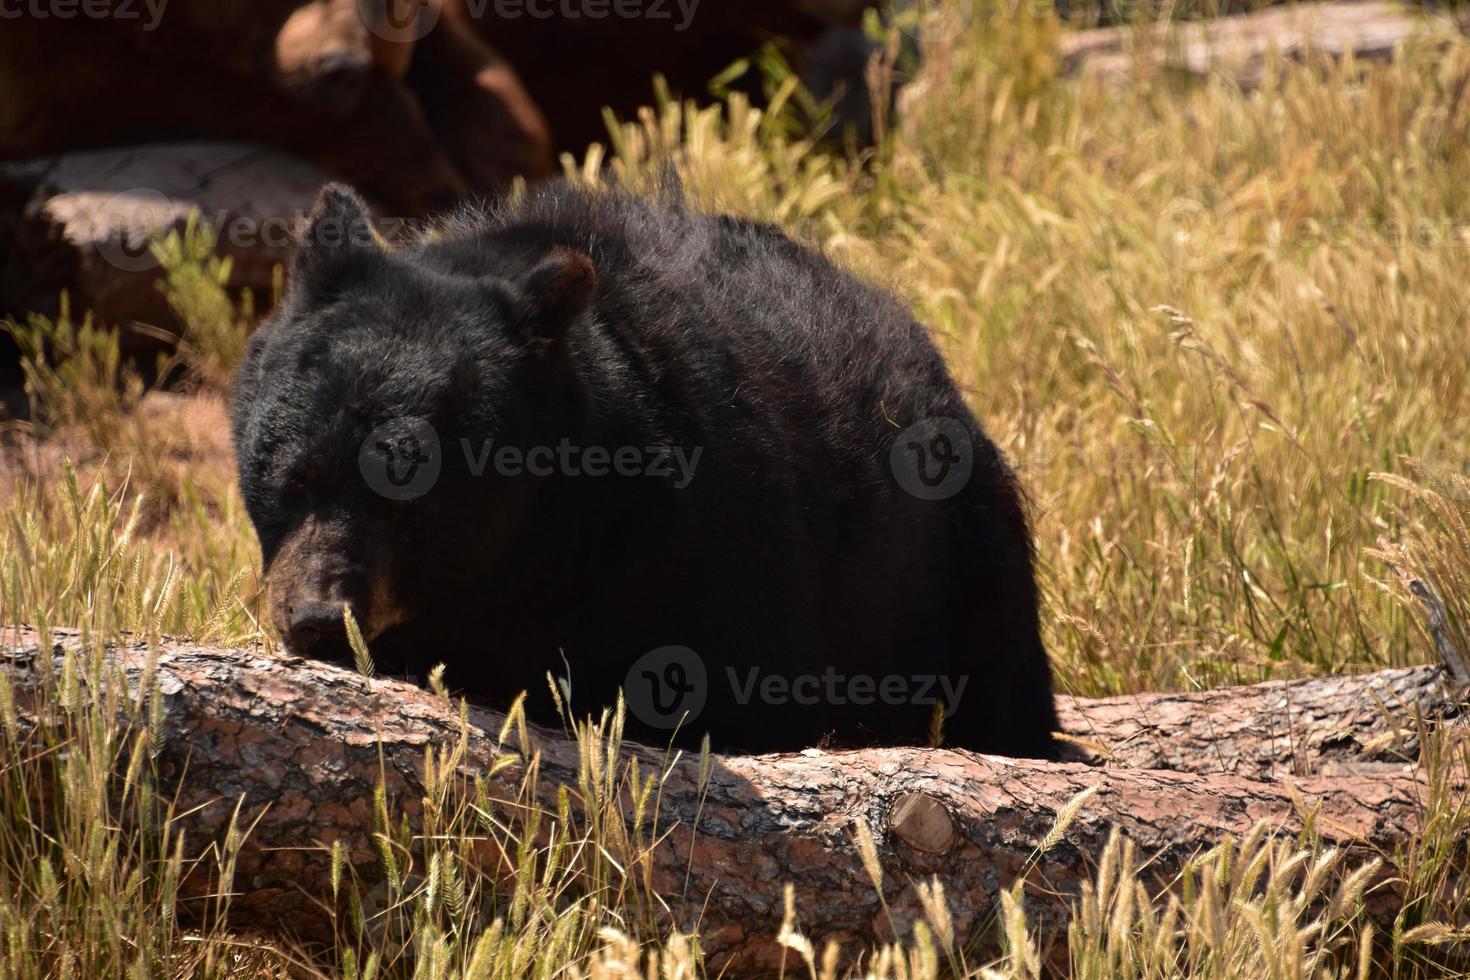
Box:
889;792;958;854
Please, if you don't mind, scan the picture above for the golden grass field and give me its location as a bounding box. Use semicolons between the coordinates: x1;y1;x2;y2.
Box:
1;4;1469;976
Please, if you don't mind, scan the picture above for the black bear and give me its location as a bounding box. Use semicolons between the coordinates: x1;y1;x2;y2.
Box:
231;182;1058;757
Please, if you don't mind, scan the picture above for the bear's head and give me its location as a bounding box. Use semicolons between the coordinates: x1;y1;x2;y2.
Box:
231;184;596;664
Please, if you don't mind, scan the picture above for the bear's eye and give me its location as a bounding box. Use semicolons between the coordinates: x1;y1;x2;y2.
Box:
288;464;320;492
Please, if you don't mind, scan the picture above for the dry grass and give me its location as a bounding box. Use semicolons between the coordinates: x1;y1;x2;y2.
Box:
2;3;1469;976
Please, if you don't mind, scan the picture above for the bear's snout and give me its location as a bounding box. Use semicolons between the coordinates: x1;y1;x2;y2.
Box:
266;517;384;661
285;601;352;658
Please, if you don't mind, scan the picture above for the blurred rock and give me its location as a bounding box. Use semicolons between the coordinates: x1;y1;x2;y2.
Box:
0;142;334;353
0;2;882;219
470;0;880;155
0;4;546;215
1061;0;1458;90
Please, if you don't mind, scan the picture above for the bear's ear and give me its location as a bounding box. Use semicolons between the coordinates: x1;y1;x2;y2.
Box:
292;183;379;287
511;248;598;344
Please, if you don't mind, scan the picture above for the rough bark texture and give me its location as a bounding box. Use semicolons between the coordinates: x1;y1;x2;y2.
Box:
1055;664;1461;776
3;627;1465;972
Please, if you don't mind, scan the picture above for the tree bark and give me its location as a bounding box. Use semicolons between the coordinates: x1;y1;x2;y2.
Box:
3;627;1465;972
1054;663;1461;776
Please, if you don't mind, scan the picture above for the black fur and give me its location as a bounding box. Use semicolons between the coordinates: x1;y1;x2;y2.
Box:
231;181;1059;757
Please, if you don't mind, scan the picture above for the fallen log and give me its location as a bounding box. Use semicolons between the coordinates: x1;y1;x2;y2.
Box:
3;627;1465;971
1060;1;1464;91
1055;663;1461;775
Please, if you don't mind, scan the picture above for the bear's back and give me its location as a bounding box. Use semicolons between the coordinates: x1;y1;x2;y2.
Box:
414;184;966;480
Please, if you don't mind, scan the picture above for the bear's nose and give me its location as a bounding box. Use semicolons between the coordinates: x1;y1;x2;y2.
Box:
286;602;349;655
